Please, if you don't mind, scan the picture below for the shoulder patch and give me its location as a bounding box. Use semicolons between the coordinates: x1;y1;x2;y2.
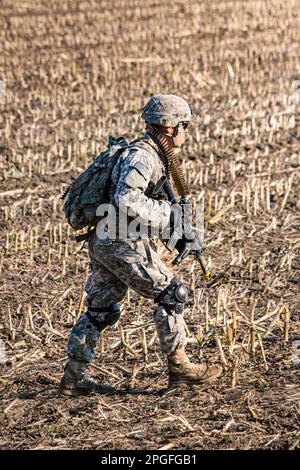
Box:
124;167;148;189
133;161;149;180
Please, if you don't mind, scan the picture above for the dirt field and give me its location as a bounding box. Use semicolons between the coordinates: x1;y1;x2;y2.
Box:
0;0;299;450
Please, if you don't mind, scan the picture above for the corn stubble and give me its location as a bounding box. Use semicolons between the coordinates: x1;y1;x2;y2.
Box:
0;0;299;451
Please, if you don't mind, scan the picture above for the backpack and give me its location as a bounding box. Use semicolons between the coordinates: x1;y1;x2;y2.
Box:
62;136;129;231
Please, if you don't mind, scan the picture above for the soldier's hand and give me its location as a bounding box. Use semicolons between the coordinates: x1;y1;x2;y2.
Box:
172;231;204;265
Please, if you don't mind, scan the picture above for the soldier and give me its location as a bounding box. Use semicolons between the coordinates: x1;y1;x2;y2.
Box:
59;94;222;396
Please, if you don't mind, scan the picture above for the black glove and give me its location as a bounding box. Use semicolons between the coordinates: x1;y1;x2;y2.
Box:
172;231;204;265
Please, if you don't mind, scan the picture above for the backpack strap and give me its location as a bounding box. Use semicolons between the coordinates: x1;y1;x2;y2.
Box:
128;136;160;156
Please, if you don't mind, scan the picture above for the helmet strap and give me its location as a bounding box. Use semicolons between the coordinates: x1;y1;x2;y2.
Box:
172;124;180;138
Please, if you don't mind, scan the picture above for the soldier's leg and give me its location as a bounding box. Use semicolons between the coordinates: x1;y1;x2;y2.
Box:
89;234;222;388
59;259;128;396
67;259;127;363
89;234;187;355
153;277;222;387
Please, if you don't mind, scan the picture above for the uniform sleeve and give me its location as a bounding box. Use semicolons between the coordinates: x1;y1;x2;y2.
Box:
114;148;171;231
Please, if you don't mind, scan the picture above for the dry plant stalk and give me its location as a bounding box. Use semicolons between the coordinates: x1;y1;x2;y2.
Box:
250;325;256;357
0;0;299;450
257;332;268;370
215;335;228;368
78;287;86;314
129;363;139;390
231;355;241;388
227;324;234;354
140;328;148;361
284;308;290;342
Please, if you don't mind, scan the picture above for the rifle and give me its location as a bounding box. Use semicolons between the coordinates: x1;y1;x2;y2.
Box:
153;176;212;282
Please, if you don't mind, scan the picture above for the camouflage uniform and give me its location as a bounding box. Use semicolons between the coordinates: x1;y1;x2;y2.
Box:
61;94;222;395
67;136;188;363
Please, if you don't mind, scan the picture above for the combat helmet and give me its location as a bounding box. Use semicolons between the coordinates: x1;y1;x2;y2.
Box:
141;94;194;127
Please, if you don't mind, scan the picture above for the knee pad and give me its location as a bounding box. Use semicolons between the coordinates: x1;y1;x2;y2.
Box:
154;277;188;314
86;304;121;331
103;304;121;326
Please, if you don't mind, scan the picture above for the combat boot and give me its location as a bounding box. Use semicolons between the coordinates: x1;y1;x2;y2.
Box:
167;348;222;388
58;358;115;397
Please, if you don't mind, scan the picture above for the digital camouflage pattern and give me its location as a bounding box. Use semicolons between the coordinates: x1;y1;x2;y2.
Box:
141;94;193;127
67;138;188;362
68;313;101;363
105;136;171;240
67;304;120;363
68;234;188;360
64;136;129;231
87;235;173;303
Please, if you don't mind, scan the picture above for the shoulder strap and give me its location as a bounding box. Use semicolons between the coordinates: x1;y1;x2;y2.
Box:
128;136;161;157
